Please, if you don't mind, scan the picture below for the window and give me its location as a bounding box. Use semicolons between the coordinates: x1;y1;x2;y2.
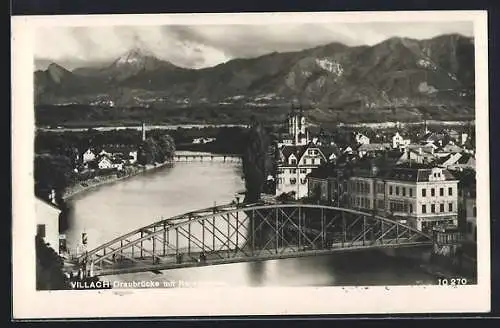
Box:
290;159;297;165
473;206;477;217
402;187;406;197
291;169;297;174
300;169;307;174
396;187;399;195
390;202;405;212
449;203;453;212
440;188;444;196
431;188;435;197
390;186;393;195
377;200;385;209
409;188;413;197
300;179;307;184
431;204;435;213
36;224;46;238
449;187;453;196
440;204;445;212
290;178;297;185
409;204;413;213
422;188;426;197
422;205;427;214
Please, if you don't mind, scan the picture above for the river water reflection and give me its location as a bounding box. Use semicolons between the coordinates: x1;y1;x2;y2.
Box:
66;152;437;286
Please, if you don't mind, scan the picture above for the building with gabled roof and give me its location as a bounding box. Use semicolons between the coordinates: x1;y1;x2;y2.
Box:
35;197;61;255
275;142;340;199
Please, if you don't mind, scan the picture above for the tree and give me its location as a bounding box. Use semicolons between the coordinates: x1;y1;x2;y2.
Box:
35;235;70;290
157;134;176;160
242;121;271;203
34;154;74;201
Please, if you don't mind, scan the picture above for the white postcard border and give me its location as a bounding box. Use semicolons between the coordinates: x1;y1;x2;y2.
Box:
11;10;490;318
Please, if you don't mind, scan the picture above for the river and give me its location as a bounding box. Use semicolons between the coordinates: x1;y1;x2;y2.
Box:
65;152;437;287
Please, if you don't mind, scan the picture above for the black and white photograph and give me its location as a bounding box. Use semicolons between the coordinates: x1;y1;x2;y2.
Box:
12;11;490;317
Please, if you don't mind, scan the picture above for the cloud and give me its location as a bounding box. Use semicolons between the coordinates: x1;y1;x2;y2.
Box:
35;21;473;70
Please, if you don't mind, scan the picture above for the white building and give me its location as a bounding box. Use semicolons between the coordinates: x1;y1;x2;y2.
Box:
348;165;459;233
97;156;114;170
82;148;96;163
355;132;370;145
128;150;138;164
35;197;61;254
275;143;338;199
392;132;411;149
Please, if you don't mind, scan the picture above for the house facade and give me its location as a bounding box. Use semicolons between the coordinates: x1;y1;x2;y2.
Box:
276;143;338;199
82;148;96;163
97;156;114;170
392;132;411;149
355;133;370;145
35;197;61;254
347;165;459;233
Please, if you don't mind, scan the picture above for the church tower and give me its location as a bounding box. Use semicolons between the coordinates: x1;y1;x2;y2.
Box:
286;104;308;146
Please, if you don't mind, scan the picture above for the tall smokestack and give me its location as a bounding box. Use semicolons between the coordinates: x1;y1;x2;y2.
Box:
142;122;146;141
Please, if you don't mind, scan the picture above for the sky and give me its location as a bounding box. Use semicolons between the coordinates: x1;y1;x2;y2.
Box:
34;21;474;70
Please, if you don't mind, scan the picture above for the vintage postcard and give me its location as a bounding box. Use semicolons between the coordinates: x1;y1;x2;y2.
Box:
12;10;490;318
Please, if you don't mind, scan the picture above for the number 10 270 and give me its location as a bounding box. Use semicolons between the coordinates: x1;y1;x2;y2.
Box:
438;278;468;286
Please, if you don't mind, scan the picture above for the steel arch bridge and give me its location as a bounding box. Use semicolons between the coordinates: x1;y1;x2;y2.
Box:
76;203;433;277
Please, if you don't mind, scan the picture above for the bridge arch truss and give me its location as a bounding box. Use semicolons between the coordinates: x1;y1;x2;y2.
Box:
77;203;433;276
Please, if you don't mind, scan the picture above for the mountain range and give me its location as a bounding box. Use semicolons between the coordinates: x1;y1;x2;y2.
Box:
34;34;475;122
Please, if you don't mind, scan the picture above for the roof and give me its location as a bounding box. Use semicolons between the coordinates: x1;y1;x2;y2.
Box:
422;132;445;142
457;153;475;164
439;143;464;153
280;142;339;161
382;165;457;182
280;144;308;160
36;197;61;211
320;145;341;158
358;143;391;151
307;163;337;179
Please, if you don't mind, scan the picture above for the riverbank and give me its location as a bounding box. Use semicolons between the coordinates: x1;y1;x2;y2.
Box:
62;160;174;201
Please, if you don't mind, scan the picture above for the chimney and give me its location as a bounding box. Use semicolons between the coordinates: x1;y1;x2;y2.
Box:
49;189;56;204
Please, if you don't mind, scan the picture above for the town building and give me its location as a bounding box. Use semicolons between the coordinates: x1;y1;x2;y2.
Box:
346;163;459;233
355;132;370;145
307;161;352;206
35;197;61;254
436;153;476;171
357;143;391;158
392;132;411;149
82;148;97;163
275;143;339;199
397;147;436;165
453;169;477;242
97;155;114;170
